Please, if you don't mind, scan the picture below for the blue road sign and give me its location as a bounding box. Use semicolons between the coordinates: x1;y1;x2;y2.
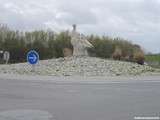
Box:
27;50;39;65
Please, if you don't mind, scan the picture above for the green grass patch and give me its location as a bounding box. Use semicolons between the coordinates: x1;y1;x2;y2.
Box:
145;55;160;62
145;54;160;68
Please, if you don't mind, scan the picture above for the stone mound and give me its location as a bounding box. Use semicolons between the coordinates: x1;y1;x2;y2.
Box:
0;57;159;76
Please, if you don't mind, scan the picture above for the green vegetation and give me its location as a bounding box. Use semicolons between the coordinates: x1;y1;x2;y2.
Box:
145;54;160;68
145;54;160;62
0;24;144;64
87;35;144;64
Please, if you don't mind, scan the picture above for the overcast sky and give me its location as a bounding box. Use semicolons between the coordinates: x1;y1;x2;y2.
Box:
0;0;160;53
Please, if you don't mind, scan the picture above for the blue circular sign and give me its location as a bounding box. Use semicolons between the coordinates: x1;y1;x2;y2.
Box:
27;50;39;65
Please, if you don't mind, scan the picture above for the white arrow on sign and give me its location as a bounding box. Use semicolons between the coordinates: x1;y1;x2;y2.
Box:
29;54;37;62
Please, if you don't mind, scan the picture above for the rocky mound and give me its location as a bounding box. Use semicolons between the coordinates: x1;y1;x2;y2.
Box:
0;57;159;76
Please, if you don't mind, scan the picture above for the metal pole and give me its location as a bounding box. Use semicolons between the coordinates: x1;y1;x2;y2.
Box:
31;64;36;72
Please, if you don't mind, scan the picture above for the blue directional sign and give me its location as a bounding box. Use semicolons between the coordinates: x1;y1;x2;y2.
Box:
27;50;39;65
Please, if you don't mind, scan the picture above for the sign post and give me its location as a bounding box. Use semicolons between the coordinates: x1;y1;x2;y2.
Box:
27;50;39;72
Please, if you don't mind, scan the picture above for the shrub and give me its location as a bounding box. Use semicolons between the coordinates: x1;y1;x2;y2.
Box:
63;48;73;57
112;47;122;60
134;51;145;65
88;36;114;58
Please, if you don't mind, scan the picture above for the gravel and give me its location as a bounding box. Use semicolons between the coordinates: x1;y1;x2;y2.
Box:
0;57;159;77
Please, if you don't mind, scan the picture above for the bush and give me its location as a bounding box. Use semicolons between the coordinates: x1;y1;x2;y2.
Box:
112;47;122;60
63;48;73;57
53;32;72;58
134;51;145;65
88;36;114;58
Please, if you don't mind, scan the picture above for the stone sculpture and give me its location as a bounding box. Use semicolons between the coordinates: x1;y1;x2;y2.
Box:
71;24;93;56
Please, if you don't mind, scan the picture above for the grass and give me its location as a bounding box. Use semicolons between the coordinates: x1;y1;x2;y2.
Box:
145;54;160;68
145;55;160;62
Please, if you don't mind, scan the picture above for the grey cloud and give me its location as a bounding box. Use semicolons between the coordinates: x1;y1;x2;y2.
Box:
0;0;160;53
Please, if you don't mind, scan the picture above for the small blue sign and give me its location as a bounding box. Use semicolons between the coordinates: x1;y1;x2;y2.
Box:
27;50;39;65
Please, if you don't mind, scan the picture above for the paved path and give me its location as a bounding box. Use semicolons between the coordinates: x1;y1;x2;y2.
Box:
0;75;160;120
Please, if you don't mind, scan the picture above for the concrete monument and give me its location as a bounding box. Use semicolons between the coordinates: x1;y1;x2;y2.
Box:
71;24;93;56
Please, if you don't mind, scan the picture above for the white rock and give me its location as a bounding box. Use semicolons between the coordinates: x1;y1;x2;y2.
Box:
0;57;159;76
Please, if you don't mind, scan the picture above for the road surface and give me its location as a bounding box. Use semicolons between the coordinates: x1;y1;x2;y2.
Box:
0;75;160;120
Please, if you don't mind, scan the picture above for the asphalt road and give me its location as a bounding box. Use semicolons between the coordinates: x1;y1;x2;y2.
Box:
0;76;160;120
